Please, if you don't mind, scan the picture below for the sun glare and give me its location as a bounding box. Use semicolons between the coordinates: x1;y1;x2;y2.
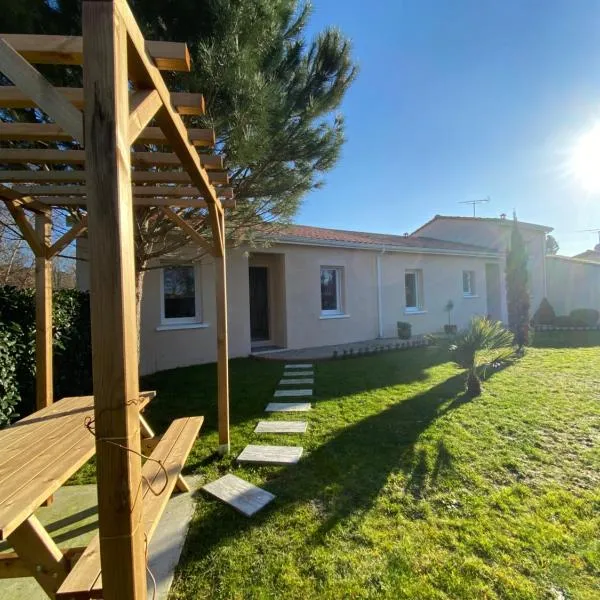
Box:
569;122;600;193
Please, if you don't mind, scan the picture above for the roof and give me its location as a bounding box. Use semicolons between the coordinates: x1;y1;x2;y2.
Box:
411;215;553;236
548;254;600;266
573;249;600;262
268;224;499;256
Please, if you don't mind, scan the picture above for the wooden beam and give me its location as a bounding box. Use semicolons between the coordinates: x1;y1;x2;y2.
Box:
0;169;228;186
15;184;233;198
0;86;205;115
215;210;230;453
35;212;53;413
0;34;191;72
0;39;83;143
0;148;223;169
34;196;236;209
161;206;214;254
0;547;86;579
119;0;224;255
128;89;162;145
3;199;44;256
82;0;146;598
0;122;214;146
6;515;67;596
47;216;88;258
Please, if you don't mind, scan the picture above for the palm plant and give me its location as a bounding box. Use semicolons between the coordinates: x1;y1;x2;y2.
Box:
449;316;515;397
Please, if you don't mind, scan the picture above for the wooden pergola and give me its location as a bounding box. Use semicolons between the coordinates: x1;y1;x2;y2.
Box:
0;0;232;597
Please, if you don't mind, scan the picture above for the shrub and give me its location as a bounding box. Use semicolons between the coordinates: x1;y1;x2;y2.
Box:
0;323;23;426
533;298;556;325
569;308;599;327
397;321;411;339
553;315;577;327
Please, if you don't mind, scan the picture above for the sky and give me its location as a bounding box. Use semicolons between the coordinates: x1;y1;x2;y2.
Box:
297;0;600;256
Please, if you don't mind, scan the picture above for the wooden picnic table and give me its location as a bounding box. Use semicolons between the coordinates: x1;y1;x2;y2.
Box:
0;391;155;596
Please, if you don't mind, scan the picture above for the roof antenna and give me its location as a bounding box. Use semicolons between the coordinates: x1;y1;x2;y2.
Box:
579;228;600;246
458;196;490;217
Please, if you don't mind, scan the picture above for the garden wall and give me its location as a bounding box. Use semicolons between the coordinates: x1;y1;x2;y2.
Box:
546;256;600;315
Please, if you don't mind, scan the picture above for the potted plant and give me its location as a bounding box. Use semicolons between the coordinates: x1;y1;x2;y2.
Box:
444;300;457;334
397;321;411;339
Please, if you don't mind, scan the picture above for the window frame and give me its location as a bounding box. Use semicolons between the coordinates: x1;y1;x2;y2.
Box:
404;269;424;312
320;266;344;316
160;263;202;325
462;270;476;297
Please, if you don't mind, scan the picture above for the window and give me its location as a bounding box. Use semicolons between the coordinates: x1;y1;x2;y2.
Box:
463;270;476;296
405;269;423;311
161;265;200;323
320;267;343;315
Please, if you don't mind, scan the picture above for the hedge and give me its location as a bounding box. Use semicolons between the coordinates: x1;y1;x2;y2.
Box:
0;286;92;425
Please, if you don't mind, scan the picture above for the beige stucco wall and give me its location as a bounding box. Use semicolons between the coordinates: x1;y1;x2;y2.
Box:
414;219;548;316
546;256;600;315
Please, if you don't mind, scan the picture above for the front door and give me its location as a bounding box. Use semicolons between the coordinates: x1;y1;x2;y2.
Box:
249;266;270;341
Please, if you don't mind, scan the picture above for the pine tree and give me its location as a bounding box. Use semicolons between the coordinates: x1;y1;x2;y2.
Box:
506;218;530;348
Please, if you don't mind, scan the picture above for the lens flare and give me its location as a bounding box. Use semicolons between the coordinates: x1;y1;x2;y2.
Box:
569;122;600;193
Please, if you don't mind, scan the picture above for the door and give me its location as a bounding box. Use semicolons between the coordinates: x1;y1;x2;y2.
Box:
249;266;270;341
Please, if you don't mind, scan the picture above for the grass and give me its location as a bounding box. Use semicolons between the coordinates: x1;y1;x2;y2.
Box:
72;338;600;599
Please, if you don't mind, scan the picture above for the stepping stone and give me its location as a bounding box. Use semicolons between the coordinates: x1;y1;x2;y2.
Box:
202;474;275;517
237;444;303;465
278;378;314;385
282;370;313;377
274;389;313;397
265;402;311;412
254;421;308;434
284;363;313;369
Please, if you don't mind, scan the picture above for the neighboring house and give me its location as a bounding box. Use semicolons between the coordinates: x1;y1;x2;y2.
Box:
75;214;597;375
573;247;600;263
546;255;600;315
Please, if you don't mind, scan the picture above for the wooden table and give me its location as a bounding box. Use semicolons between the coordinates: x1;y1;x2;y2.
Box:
0;392;155;596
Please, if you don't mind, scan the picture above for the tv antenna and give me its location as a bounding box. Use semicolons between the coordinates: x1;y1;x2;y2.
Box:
579;228;600;244
459;196;490;217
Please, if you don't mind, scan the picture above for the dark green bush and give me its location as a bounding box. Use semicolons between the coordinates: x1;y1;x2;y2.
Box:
0;286;92;424
553;315;578;327
569;308;599;327
533;298;556;325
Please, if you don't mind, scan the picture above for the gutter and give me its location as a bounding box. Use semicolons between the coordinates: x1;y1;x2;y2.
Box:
265;236;500;260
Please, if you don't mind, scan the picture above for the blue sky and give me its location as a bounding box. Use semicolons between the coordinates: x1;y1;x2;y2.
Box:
298;0;600;255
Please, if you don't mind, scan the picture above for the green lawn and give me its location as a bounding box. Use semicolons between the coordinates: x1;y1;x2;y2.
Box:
132;341;600;600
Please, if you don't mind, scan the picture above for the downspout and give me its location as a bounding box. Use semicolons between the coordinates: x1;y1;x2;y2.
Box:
377;248;385;338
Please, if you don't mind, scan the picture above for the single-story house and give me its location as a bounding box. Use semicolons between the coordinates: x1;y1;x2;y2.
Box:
76;214;599;375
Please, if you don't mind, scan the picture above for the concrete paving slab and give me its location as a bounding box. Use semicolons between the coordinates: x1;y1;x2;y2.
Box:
278;378;314;385
282;370;313;377
0;477;200;600
284;363;313;369
254;421;308;434
274;389;313;397
265;402;312;412
202;474;275;517
237;445;303;465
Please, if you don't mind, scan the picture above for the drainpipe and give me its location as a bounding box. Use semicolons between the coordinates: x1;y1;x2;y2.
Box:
376;248;385;338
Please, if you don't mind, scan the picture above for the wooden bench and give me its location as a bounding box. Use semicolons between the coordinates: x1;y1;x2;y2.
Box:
56;415;203;599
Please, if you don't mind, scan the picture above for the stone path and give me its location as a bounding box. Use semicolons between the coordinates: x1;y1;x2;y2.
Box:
204;363;314;516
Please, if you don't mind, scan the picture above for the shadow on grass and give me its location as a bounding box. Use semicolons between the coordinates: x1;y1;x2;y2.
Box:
532;330;600;348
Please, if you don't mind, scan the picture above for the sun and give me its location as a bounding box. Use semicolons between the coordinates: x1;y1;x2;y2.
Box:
569;122;600;193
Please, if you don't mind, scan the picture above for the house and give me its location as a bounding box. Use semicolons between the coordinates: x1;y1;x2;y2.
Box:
75;214;597;375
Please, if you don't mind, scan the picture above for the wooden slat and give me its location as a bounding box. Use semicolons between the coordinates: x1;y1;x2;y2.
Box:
0;34;191;72
119;0;224;255
0;86;205;115
7;515;67;596
47;216;88;258
57;416;203;599
0;122;214;145
3;199;44;256
0;169;228;185
15;183;230;197
161;206;214;254
128;89;162;145
0;547;86;579
82;0;147;597
0;40;83;143
35;212;53;411
34;195;236;208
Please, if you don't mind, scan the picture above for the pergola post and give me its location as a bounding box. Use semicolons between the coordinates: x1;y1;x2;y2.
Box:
34;212;52;410
83;0;146;598
215;211;230;454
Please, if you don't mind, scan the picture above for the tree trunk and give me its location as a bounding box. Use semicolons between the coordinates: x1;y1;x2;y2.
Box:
466;370;481;397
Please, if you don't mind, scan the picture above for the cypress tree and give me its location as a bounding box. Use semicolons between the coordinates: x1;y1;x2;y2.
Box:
506;217;530;348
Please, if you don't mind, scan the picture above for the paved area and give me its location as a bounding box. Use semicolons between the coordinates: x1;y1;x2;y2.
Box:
0;477;200;600
254;337;425;360
278;377;314;385
265;402;312;412
274;389;313;397
237;444;303;465
254;421;308;434
202;474;275;517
